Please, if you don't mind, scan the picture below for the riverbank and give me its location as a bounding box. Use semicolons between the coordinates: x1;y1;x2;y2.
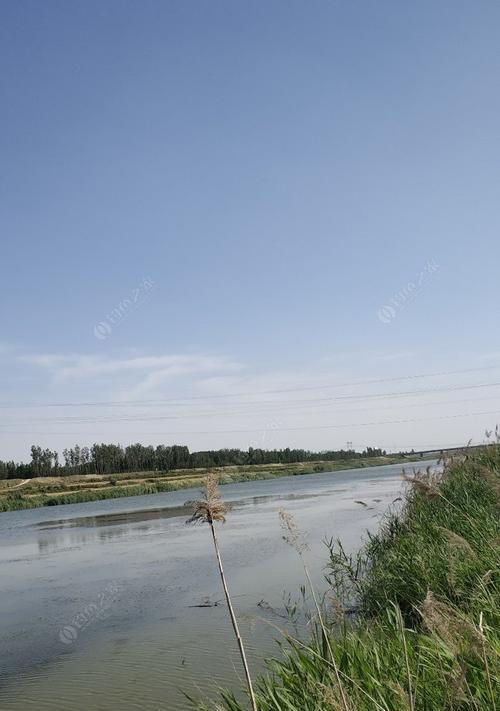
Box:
204;445;499;710
0;453;424;512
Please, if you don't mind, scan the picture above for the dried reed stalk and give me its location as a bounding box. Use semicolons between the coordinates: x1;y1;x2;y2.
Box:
188;474;258;711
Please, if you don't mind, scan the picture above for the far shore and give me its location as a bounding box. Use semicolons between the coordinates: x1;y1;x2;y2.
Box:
0;453;434;513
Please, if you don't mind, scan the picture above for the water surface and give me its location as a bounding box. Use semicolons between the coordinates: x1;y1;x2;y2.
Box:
0;461;435;710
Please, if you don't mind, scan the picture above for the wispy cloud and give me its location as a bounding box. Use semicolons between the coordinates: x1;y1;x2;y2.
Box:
18;352;242;384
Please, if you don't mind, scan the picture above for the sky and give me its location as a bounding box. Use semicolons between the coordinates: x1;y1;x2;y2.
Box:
1;1;500;461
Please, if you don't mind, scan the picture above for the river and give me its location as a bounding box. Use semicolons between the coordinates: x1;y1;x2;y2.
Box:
0;460;435;710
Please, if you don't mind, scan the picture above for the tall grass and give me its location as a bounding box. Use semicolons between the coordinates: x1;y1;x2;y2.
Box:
198;446;500;711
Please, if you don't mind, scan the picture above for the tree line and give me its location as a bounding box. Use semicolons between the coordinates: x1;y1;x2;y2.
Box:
0;443;391;479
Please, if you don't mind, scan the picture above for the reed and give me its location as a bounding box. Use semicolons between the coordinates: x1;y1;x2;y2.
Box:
198;445;500;710
188;474;258;711
279;509;350;711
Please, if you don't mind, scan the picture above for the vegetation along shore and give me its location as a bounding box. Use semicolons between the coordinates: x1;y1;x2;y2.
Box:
198;443;499;711
0;451;423;512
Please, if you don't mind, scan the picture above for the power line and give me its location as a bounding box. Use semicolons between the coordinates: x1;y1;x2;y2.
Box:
1;379;500;420
3;391;500;427
1;407;499;436
0;364;499;409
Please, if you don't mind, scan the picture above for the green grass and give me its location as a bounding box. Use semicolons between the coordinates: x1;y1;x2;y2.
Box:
0;479;185;511
199;446;500;711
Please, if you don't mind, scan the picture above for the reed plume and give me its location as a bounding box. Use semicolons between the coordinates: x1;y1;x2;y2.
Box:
188;474;258;711
402;466;441;500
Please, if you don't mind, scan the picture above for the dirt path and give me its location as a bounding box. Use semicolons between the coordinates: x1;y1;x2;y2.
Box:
7;479;30;490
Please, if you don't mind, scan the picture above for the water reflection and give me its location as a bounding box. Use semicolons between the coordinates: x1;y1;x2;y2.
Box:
35;504;192;531
34;488;347;533
31;485;380;554
37;525;135;553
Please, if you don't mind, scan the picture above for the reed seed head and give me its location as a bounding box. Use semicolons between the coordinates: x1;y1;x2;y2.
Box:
402;468;441;500
187;473;228;524
419;591;483;658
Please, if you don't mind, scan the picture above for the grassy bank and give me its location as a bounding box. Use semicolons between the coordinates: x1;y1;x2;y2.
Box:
203;446;499;710
0;453;419;512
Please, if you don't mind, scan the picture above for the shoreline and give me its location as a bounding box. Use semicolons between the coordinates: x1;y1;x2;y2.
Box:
0;453;429;512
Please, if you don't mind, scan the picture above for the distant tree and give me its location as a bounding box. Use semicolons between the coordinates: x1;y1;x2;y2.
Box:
5;441;396;479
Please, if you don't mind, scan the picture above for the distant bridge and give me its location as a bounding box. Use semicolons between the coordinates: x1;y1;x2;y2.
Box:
403;443;487;457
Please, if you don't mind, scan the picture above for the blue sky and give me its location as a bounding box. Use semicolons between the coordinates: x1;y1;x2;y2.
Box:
1;1;500;460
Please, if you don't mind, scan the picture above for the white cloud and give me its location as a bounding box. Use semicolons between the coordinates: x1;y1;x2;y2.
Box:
18;352;242;384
